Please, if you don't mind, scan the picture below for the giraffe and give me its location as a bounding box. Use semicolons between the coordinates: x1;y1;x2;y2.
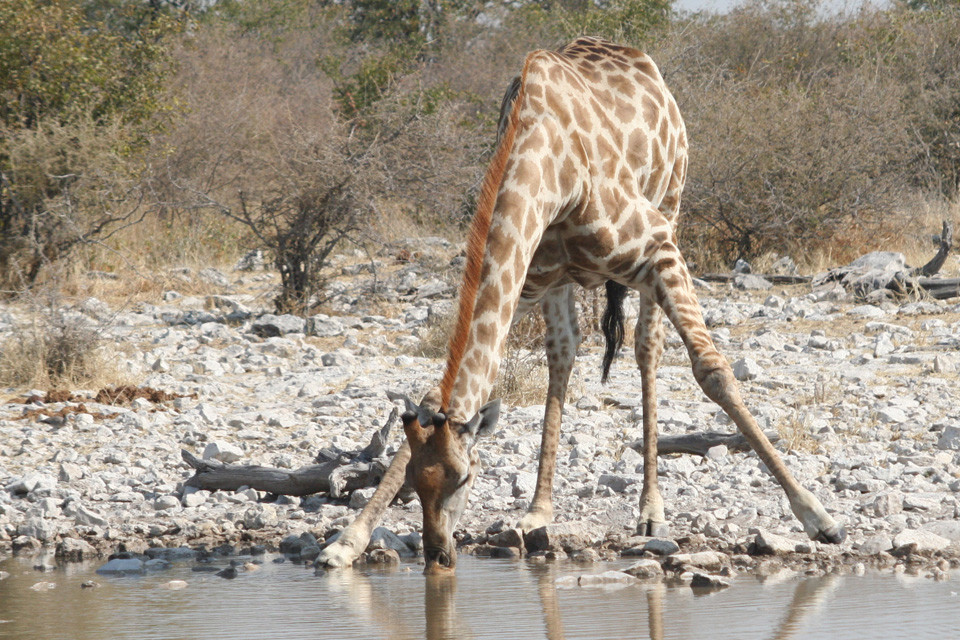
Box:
317;36;846;573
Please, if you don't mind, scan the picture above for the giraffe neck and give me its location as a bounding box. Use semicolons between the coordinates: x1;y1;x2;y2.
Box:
445;127;578;422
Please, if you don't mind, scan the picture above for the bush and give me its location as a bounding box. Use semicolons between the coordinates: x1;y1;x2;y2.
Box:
651;1;956;266
0;0;179;288
0;117;151;290
0;298;105;389
157;17;488;312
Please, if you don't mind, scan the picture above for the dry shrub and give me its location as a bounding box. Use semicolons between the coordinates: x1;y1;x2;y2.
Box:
493;345;549;407
151;19;490;311
0;117;151;291
0;296;130;390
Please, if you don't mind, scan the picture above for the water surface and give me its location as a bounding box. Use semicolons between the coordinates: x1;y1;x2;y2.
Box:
0;555;956;639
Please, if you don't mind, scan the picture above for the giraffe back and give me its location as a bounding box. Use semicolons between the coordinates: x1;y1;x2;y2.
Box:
515;37;687;227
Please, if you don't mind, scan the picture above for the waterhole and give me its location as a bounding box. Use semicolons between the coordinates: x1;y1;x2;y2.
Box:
0;555;956;639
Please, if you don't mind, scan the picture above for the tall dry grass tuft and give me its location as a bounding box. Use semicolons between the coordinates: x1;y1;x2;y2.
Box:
0;293;135;391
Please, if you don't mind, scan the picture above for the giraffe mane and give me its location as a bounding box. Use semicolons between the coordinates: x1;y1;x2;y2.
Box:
438;59;531;412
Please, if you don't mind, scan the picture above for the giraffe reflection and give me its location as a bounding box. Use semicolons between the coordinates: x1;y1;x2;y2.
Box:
325;563;841;639
768;575;840;640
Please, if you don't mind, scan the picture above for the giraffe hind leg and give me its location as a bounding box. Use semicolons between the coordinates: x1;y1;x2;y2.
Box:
634;299;669;537
635;241;846;544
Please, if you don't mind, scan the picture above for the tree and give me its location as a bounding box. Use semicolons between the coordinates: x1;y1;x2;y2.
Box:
0;0;179;288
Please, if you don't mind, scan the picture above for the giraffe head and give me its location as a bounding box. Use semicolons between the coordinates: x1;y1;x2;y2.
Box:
395;394;501;575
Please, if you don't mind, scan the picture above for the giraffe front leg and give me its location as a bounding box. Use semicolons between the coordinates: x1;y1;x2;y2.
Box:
635;301;669;537
316;441;412;568
518;286;578;533
645;242;845;544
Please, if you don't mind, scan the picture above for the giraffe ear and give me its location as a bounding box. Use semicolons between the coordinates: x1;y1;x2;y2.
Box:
463;399;501;439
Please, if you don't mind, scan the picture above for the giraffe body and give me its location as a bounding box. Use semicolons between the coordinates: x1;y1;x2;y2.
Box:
317;37;845;574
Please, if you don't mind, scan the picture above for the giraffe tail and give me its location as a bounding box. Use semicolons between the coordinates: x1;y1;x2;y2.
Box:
601;280;628;384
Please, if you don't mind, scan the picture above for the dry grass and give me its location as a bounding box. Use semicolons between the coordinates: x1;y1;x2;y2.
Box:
0;305;138;393
493;345;548;408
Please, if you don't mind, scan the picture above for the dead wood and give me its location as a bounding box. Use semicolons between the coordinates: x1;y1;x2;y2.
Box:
698;273;812;285
181;408;398;498
628;430;782;457
912;220;953;278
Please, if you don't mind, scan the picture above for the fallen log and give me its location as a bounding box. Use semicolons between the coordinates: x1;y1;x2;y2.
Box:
181;408;397;498
698;273;812;285
628;430;782;457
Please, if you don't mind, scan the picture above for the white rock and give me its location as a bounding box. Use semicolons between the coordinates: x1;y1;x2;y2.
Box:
154;495;182;511
732;357;763;381
202;441;243;463
892;529;950;555
936;425;960;451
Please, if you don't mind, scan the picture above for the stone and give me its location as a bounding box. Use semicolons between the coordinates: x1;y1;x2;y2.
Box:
644;538;680;556
58;463;84;483
349;487;377;510
13;536;41;554
664;551;726;572
96;558;145;575
154;495;182;511
936;426;960;451
524;521;603;554
368;527;416;557
623;559;664;579
933;355;956;374
570;548;600;563
691;573;731;590
5;473;57;495
366;549;400;564
866;492;903;517
706;444;728;460
202;441;243;463
753;530;801;556
56;538;97;562
182;489;209;508
857;535;892;556
488;528;525;549
242;505;278;530
732;357;763;381
145;547;197;562
891;529;951;555
75;505;109;527
921;521;960;542
734;274;773;291
198;267;230;287
511;472;537;498
17;518;59;542
597;473;641;493
876;407;907;424
252;314;306;338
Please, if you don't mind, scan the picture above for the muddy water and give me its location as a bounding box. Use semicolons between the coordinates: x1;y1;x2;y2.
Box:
0;555;956;640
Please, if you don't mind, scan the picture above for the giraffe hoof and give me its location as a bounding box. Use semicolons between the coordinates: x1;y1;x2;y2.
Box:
637;521;670;538
815;526;847;545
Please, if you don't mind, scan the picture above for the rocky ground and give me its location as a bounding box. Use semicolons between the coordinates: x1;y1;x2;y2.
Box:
2;241;960;583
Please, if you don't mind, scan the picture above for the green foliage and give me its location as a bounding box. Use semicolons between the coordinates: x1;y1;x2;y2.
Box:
320;49;417;119
0;0;179;129
211;0;323;38
0;0;177;288
515;0;671;46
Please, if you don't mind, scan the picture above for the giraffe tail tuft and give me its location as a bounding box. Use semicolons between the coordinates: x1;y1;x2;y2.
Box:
601;280;627;384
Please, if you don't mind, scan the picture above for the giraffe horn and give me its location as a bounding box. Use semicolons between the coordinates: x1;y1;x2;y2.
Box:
388;391;430;446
